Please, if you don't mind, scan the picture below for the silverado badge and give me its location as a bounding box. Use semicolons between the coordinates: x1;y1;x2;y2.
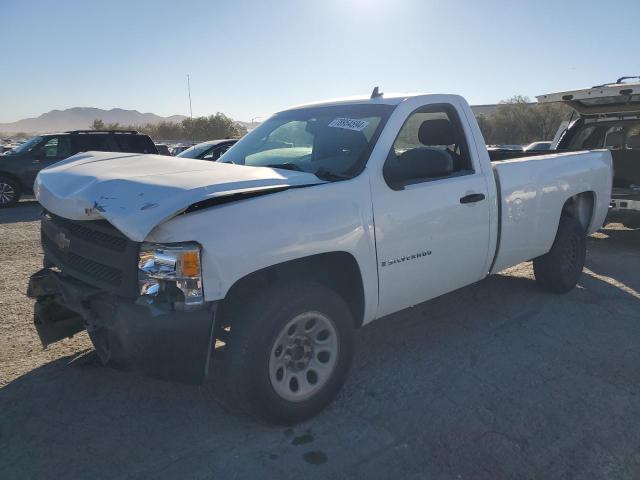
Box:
381;250;431;267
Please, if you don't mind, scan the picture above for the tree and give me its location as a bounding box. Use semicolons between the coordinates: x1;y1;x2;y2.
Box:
88;113;247;142
91;119;105;130
476;96;573;145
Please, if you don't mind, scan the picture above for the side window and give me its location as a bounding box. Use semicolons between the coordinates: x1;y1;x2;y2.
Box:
567;125;598;149
87;134;113;152
626;125;640;150
202;147;217;160
218;143;233;156
72;134;113;154
37;136;72;159
113;135;155;154
383;105;473;189
604;126;625;150
202;144;232;160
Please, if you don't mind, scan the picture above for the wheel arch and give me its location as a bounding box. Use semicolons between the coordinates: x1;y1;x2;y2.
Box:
561;191;596;232
220;251;366;329
0;171;25;191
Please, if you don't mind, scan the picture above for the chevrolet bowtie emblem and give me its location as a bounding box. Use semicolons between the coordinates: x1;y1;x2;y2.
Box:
54;232;71;250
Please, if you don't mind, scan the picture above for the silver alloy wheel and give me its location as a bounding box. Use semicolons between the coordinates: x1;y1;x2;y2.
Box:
269;311;339;402
0;181;16;205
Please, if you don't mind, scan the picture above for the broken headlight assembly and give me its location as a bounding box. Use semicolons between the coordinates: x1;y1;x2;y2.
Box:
138;242;204;310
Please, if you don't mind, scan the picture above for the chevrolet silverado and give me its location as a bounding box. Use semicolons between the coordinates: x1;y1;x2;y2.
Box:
28;90;612;424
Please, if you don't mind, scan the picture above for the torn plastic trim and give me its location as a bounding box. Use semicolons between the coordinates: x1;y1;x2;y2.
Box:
182;183;318;215
28;268;217;384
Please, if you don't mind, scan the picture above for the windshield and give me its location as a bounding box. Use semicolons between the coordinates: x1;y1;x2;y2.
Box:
177;143;213;158
220;104;393;180
5;136;43;155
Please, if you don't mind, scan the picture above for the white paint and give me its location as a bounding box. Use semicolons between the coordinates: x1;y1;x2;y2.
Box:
537;81;640;116
537;82;640;104
491;150;612;273
35;152;324;241
35;94;613;326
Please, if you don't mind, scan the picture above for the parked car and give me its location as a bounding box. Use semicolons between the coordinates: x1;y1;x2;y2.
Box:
538;77;640;227
155;144;171;156
0;130;157;207
29;90;611;424
169;144;191;156
177;139;237;160
491;144;524;151
524;141;552;152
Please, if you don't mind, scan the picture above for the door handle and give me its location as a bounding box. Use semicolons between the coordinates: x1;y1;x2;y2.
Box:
460;193;485;204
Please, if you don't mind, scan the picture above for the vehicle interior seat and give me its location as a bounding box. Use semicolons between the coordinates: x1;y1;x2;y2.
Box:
417;118;464;170
604;131;625;150
313;126;369;163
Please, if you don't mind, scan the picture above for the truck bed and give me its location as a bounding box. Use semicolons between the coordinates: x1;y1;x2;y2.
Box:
490;147;639;190
490;150;612;273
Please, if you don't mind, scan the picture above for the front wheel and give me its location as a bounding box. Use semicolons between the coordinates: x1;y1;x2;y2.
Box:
533;215;586;293
222;281;355;425
0;177;21;207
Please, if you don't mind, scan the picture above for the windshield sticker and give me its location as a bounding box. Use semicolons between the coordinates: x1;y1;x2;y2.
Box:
328;118;369;132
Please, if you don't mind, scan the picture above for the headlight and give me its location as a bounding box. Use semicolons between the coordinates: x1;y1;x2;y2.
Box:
138;242;204;309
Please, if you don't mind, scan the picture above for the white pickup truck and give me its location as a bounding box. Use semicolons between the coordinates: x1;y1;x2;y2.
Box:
29;90;612;424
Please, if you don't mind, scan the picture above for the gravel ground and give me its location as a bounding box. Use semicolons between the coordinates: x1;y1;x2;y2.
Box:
1;201;639;479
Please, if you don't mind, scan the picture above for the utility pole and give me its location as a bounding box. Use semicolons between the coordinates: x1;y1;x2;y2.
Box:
187;74;194;144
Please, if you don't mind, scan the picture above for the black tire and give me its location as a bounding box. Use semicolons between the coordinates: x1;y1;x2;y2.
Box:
0;177;21;207
533;215;586;293
221;281;355;425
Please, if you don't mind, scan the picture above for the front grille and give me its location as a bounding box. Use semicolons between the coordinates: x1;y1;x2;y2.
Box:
41;212;139;297
49;215;127;252
42;233;123;286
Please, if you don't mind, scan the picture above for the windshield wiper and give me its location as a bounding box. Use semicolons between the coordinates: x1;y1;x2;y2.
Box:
314;167;351;181
265;163;304;172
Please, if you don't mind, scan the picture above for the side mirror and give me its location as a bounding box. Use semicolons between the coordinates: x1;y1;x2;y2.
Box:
385;147;454;188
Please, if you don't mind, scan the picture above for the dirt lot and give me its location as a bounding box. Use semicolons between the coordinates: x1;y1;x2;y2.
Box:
1;201;639;479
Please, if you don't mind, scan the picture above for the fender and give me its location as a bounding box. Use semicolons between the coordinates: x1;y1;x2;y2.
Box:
146;173;381;325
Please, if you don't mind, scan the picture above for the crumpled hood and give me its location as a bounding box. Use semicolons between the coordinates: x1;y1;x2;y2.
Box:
35;151;324;241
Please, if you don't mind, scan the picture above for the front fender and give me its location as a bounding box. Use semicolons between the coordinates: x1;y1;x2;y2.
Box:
146;176;379;324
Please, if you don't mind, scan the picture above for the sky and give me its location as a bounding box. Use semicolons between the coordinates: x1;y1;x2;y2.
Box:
1;0;639;123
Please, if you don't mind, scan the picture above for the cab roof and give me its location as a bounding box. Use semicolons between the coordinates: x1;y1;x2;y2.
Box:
280;92;429;113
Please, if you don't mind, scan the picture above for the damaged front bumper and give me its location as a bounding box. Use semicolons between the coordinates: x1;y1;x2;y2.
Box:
27;268;216;384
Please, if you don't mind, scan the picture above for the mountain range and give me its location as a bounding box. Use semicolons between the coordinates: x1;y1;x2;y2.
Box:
1;105;499;135
0;108;189;134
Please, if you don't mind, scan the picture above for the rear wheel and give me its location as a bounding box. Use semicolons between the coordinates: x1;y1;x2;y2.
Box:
222;281;355;425
533;216;586;293
0;177;21;207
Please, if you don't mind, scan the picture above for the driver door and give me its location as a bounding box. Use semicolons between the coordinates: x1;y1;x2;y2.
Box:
371;102;492;317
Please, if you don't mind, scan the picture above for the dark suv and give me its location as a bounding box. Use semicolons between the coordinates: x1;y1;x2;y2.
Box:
0;130;158;207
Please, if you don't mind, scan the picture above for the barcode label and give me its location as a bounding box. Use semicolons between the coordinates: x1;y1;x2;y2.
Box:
327;118;369;132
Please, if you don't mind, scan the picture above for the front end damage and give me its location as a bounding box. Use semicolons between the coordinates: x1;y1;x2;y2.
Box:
28;151;325;386
28;210;217;385
28;268;216;384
